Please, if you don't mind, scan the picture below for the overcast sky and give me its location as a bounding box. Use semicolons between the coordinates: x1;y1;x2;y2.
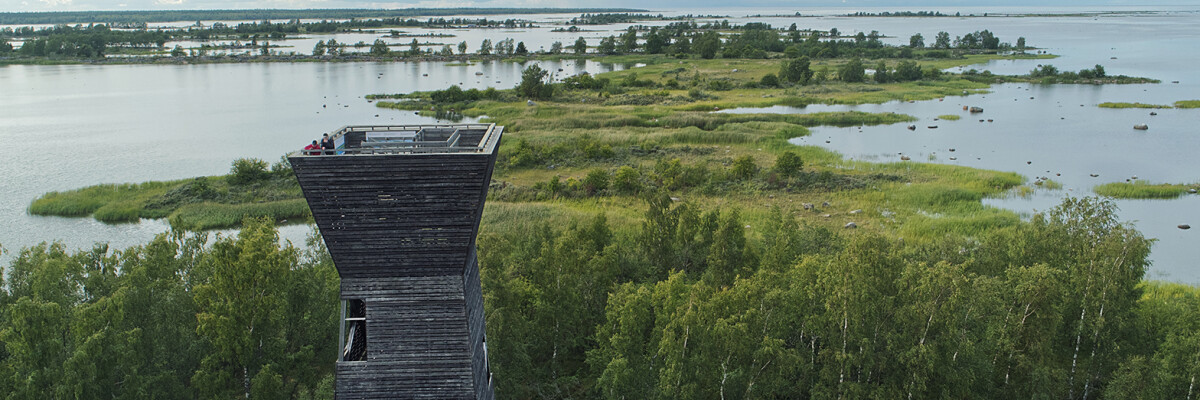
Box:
2;0;1198;14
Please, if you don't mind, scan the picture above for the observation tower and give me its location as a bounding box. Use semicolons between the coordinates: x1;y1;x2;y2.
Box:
289;124;502;399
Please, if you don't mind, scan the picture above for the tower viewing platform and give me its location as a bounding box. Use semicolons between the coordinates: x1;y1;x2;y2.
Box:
289;123;502;400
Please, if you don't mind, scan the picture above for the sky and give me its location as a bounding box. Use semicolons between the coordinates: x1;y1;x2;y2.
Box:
2;0;1199;14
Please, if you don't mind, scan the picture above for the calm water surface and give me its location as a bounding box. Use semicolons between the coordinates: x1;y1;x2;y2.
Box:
2;8;1198;281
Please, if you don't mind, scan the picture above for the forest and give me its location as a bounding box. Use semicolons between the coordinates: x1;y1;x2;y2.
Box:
3;196;1199;399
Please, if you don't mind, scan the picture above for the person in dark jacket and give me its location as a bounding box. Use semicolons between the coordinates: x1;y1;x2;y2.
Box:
321;133;335;155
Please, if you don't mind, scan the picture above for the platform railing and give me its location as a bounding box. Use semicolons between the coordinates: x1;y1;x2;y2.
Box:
294;123;497;156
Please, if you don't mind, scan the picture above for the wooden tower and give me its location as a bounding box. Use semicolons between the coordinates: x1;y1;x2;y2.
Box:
289;124;502;399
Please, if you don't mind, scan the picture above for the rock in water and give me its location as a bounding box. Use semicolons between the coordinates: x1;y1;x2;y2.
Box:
1180;224;1191;230
1134;124;1149;130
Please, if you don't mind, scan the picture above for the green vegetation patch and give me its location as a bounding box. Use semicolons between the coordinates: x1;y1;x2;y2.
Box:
29;158;305;229
1094;181;1198;199
1174;100;1200;109
937;114;961;120
1099;102;1171;109
169;199;311;231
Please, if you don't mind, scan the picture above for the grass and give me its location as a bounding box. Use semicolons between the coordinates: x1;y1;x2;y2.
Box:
1093;181;1198;199
30;181;178;218
937;114;961;120
30;171;307;230
169;199;311;230
1099;102;1171;109
1098;100;1200;109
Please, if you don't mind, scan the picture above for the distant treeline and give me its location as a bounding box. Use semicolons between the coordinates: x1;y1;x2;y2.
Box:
0;8;646;25
567;13;725;25
847;11;951;17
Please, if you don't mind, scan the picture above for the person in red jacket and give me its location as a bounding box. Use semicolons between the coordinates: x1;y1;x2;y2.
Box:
303;140;321;155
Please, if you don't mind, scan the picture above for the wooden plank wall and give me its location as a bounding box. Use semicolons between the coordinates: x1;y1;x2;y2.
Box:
290;154;491;278
290;133;500;400
337;275;474;399
464;250;494;400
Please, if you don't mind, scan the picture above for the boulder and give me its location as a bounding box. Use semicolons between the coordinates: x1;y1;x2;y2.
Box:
1180;224;1191;230
844;222;858;229
1134;124;1149;130
969;106;984;113
1189;188;1198;194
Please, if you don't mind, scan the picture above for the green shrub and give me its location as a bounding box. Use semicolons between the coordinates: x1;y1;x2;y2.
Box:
613;166;641;194
774;151;804;178
760;73;780;88
583;169;610;195
732;155;757;180
230;158;270;185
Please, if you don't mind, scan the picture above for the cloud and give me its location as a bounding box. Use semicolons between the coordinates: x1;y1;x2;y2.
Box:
37;0;73;7
155;0;185;4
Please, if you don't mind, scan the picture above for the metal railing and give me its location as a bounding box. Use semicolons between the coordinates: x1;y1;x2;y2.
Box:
293;123;498;156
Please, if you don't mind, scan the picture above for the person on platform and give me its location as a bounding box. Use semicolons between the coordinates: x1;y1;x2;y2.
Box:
304;140;321;155
321;133;335;155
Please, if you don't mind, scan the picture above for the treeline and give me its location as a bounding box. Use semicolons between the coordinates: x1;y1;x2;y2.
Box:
0;8;645;25
848;11;950;17
7;24;169;57
481;196;1199;398
1027;64;1155;84
572;23;1020;61
306;17;532;32
568;13;664;25
2;195;1197;398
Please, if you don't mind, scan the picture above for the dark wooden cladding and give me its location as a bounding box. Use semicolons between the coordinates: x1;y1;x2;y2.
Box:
292;125;501;400
464;250;494;399
290;154;494;278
